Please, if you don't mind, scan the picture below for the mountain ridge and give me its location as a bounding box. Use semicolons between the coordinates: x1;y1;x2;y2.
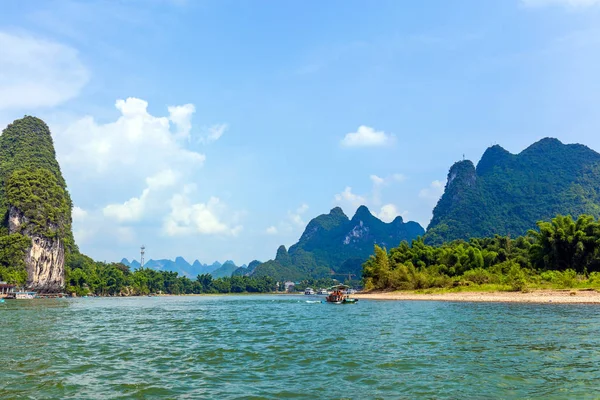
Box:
120;257;248;279
426;137;600;244
251;205;425;281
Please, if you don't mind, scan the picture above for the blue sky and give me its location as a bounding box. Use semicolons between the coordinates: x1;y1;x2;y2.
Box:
1;0;600;265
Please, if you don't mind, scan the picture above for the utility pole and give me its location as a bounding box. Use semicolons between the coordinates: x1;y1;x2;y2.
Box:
140;245;145;268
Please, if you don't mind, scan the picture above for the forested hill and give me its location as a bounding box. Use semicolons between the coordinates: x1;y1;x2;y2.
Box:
426;138;600;244
0;117;76;291
251;206;424;281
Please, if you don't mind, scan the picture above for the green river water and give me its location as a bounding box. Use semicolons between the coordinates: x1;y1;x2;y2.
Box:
1;295;600;399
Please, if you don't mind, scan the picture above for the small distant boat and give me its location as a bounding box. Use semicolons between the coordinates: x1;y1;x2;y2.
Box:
317;288;329;295
15;291;37;300
304;287;315;295
325;285;358;304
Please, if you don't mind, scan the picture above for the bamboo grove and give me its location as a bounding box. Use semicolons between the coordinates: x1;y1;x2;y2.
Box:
362;215;600;291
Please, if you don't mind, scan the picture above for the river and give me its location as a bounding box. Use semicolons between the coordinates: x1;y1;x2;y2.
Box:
1;295;599;399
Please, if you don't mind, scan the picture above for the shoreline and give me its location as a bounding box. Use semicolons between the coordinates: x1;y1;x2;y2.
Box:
354;289;600;304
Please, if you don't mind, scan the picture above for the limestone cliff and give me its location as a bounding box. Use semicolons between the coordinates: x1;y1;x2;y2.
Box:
0;117;75;292
8;206;65;292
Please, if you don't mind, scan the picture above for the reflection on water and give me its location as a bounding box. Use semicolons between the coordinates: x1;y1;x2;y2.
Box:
1;296;600;399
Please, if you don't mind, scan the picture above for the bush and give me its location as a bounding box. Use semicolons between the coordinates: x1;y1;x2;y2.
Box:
507;262;527;291
462;268;492;285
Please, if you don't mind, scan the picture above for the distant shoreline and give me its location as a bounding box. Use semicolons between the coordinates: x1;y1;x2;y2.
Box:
354;289;600;304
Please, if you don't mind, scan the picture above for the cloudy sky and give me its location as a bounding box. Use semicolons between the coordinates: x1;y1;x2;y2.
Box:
1;0;600;265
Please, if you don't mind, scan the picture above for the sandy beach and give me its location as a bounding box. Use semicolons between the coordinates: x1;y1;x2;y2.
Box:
354;289;600;304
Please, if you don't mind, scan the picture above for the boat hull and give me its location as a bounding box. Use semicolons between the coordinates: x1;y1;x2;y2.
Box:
325;298;358;304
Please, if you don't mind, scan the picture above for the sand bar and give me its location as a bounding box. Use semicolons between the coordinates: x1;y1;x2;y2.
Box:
354;289;600;304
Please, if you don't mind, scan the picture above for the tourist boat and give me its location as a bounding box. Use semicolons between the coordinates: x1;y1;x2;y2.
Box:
304;287;315;295
0;282;15;299
325;285;358;304
14;291;37;299
317;288;329;295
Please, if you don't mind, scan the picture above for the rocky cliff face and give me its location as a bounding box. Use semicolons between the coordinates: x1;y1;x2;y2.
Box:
8;206;65;292
0;117;74;292
251;206;425;280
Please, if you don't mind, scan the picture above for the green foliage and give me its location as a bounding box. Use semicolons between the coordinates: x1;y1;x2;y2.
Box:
64;255;278;296
506;262;527;291
0;117;77;285
364;214;600;292
6;169;71;238
0;233;30;284
427;139;600;244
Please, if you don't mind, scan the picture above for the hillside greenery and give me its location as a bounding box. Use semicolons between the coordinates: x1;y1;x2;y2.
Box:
65;252;277;296
426;139;600;244
364;214;600;292
6;169;72;238
252;206;424;281
0;117;76;279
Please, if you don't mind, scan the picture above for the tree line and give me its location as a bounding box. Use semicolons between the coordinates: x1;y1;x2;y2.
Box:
64;253;277;296
362;214;600;291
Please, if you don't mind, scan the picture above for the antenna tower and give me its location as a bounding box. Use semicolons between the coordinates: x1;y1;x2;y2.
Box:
140;245;146;268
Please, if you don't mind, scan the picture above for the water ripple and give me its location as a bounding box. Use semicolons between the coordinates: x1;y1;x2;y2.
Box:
2;296;600;399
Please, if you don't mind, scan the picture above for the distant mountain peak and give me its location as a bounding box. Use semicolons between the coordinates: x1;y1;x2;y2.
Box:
391;215;404;224
426;137;600;244
351;205;374;221
476;145;512;175
526;137;563;150
447;160;476;189
252;206;425;281
330;206;347;217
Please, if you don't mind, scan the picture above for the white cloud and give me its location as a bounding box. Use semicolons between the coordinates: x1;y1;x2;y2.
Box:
296;203;309;214
163;192;242;237
146;169;178;189
419;180;445;202
288;203;309;227
377;204;408;223
370;174;385;186
0;31;89;109
334;187;367;211
340;125;394;148
103;169;178;223
266;226;278;235
168;104;195;140
199;123;228;144
103;189;149;223
72;206;88;222
335;173;406;212
522;0;600;7
56;98;206;177
370;175;386;205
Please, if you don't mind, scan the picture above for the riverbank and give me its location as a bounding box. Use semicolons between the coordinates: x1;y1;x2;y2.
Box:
355;289;600;303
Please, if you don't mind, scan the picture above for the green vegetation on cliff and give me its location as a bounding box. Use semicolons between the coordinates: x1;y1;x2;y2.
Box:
426;138;600;244
252;206;425;281
6;169;72;238
0;117;76;284
364;214;600;292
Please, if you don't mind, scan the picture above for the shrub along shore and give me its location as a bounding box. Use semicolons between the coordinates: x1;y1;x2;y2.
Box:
361;214;600;300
